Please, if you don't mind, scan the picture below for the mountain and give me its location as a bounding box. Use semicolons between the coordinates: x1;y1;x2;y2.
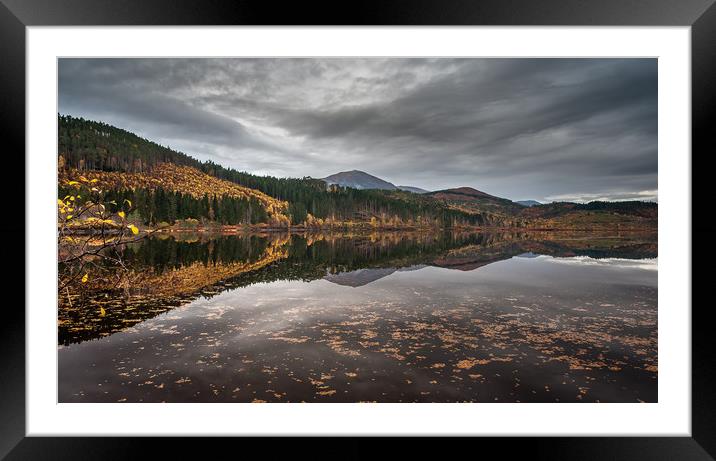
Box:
322;170;397;190
397;185;430;194
427;187;525;218
321;171;428;194
516;200;541;207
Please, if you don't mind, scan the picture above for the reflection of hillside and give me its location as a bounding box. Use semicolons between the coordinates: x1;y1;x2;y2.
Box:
431;233;656;271
58;231;657;345
325;232;658;284
58;235;290;345
431;242;522;271
128;236;289;297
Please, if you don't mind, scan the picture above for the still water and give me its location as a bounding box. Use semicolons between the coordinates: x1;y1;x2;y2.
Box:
58;232;657;402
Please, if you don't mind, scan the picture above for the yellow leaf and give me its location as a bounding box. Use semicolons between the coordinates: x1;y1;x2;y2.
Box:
79;175;88;182
99;307;106;317
118;211;126;219
67;181;79;186
90;178;98;183
128;224;139;235
65;215;73;220
124;199;132;207
81;273;88;283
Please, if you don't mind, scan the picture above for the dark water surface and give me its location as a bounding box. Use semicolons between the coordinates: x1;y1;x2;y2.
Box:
58;232;657;402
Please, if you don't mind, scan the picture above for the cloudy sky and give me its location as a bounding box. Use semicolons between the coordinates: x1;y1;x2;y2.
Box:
58;58;657;202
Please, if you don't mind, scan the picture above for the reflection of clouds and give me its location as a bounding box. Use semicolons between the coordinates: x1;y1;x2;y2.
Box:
540;255;658;271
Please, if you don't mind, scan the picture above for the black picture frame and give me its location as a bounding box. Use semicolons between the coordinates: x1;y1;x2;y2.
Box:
2;0;713;459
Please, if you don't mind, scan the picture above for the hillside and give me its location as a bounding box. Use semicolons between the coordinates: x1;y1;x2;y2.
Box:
518;201;658;230
59;162;289;215
59;162;290;226
57;115;657;231
427;187;525;218
423;187;656;230
58;115;497;228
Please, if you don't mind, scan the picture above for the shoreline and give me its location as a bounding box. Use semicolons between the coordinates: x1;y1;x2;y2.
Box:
62;222;659;236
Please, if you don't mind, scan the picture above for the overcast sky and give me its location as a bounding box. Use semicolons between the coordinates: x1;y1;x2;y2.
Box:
58;58;657;203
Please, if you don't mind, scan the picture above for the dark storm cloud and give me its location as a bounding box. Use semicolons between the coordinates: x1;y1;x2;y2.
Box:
58;58;657;202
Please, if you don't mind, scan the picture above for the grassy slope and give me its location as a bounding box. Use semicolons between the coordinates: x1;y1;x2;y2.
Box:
59;162;291;224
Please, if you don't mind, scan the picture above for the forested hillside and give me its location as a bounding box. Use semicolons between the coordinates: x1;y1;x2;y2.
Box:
58;115;657;230
58;115;498;228
427;187;525;218
58;163;287;226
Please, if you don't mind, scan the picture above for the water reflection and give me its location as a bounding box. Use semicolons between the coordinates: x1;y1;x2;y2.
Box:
58;231;657;402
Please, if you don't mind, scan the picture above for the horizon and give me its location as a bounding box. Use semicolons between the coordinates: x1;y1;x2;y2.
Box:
58;58;658;203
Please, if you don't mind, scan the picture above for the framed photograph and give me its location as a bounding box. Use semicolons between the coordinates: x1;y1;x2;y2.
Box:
4;0;714;458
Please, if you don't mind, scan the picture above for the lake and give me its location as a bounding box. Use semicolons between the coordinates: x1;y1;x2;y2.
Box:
58;231;657;402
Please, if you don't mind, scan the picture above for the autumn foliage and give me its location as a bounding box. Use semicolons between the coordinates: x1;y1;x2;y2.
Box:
60;162;290;225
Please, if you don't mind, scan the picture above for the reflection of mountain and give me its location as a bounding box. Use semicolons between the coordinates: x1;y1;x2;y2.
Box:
59;230;658;345
324;268;398;287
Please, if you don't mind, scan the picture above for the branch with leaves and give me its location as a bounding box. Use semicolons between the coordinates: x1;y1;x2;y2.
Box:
58;175;157;312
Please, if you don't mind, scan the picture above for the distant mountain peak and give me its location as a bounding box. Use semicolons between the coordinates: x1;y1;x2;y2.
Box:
431;186;497;199
516;200;542;207
322;170;397;190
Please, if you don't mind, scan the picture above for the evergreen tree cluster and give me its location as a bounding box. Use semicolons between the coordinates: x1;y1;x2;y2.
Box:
58;184;266;226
